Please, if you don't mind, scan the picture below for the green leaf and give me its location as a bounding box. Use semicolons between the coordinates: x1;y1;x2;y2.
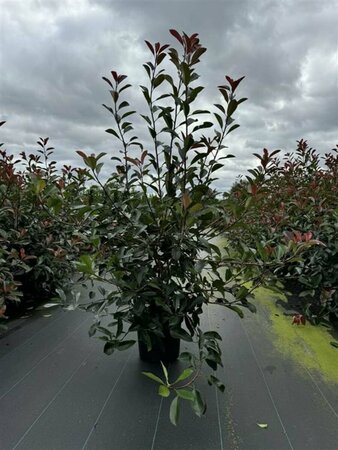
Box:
226;124;240;135
171;247;181;260
178;352;193;364
226;305;244;319
140;85;151;103
245;302;257;313
88;323;97;337
169;396;180;426
214;112;223;128
105;128;120;139
181;62;190;85
227;99;238;117
160;361;169;384
205;358;218;370
208;375;225;392
76;255;95;274
192;121;213;132
188;86;204;103
140;114;151;125
330;341;338;349
47;197;63;215
116;340;136;351
142;372;164;384
33;178;46;195
257;423;268;429
192;389;206;417
176;389;194;401
211;163;224;173
158;384;170;397
153;74;166;88
104;342;115;355
118;101;129;109
203;331;222;340
170;328;193;342
174;368;193;384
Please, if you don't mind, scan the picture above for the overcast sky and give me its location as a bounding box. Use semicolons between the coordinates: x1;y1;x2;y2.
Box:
1;0;337;190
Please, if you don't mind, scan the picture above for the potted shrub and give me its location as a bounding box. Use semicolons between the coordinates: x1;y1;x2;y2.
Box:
74;30;316;424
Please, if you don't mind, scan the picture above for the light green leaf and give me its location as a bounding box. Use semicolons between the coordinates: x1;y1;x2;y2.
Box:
160;361;169;384
158;384;170;397
257;423;268;429
174;368;193;384
176;389;194;401
142;372;164;384
169;396;180;426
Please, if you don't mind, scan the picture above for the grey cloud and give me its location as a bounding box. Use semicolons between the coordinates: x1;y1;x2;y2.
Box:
1;0;337;191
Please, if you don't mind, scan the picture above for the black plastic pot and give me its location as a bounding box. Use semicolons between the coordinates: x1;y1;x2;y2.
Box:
5;273;51;319
138;332;180;363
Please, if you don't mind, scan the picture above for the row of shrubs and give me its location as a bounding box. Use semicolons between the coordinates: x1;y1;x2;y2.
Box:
0;125;93;319
225;140;337;326
1;119;336;326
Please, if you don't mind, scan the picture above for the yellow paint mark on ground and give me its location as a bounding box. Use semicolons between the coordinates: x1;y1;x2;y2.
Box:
253;286;338;384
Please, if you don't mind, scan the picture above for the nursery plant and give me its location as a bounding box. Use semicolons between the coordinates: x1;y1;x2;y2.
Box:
74;30;317;424
228;141;337;326
0;122;91;318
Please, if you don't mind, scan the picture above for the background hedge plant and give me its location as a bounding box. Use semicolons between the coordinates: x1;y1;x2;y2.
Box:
0;123;91;319
227;141;337;325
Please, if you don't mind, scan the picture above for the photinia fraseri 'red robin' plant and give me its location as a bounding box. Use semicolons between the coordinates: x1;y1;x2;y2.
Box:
0;121;92;318
227;141;337;326
74;30;316;425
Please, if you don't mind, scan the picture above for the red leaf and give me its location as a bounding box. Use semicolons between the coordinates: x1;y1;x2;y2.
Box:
145;40;154;55
225;75;245;92
294;231;302;242
117;74;127;83
160;44;170;52
141;150;148;164
76;150;87;159
250;184;258;196
304;231;313;241
169;29;183;45
125;156;140;166
111;71;118;81
292;315;300;325
292;314;306;325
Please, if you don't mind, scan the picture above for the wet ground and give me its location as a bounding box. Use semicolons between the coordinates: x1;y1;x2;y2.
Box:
1;286;337;450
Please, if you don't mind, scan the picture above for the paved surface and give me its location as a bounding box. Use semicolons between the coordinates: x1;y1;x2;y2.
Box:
1;291;338;450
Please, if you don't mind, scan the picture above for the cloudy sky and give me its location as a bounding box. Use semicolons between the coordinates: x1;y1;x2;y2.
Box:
1;0;337;190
